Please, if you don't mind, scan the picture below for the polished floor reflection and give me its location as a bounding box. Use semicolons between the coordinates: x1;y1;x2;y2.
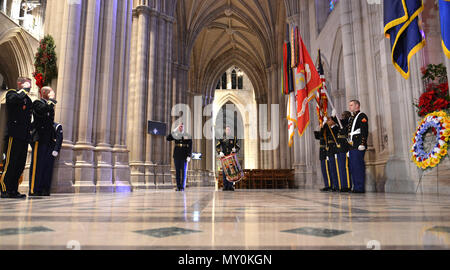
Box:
0;187;449;250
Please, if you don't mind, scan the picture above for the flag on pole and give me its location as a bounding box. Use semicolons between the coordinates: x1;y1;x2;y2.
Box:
295;35;323;137
316;49;329;127
287;92;297;147
283;42;295;94
439;0;450;59
384;0;425;79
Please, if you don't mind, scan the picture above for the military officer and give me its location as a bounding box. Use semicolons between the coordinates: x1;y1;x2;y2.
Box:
314;122;332;192
324;117;340;192
347;100;369;193
1;77;33;199
216;126;240;191
167;123;192;191
29;87;57;196
334;111;352;192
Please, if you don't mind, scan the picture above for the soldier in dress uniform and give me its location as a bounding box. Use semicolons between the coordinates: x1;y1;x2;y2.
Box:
324;117;340;192
335;111;352;192
0;77;33;199
314;122;332;192
216;126;240;191
167;123;192;191
29;87;58;196
328;114;352;193
347;100;369;193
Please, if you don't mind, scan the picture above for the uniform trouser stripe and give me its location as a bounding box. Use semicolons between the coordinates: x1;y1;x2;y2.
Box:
325;159;331;188
0;137;13;192
31;142;39;194
346;155;351;188
335;155;342;190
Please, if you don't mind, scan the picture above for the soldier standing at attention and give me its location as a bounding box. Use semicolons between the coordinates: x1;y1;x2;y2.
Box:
29;87;57;196
314;121;332;192
347;100;369;193
1;77;33;199
167;123;192;191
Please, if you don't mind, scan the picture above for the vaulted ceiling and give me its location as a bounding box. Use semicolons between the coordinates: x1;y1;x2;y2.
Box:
174;0;287;101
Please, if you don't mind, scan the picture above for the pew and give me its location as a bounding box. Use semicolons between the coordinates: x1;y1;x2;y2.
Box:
217;169;295;189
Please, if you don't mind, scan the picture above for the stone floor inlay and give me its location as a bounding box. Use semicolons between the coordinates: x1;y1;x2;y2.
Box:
134;227;202;238
282;227;350;238
0;226;54;236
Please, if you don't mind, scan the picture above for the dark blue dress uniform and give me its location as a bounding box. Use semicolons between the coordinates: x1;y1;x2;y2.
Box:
324;124;340;191
332;118;352;192
1;89;32;198
314;128;332;191
167;132;192;191
347;111;369;193
216;136;240;191
29;98;57;196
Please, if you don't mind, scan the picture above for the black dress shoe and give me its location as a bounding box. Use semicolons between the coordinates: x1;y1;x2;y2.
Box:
29;191;42;197
340;188;351;193
320;187;332;192
351;190;365;194
41;191;51;196
3;192;27;199
331;188;338;192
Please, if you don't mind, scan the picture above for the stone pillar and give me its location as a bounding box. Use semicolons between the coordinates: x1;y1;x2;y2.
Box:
51;0;82;193
144;10;157;189
112;0;133;192
128;5;149;189
74;0;100;193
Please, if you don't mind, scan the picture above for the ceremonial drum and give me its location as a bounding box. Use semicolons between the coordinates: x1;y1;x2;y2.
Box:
220;153;244;183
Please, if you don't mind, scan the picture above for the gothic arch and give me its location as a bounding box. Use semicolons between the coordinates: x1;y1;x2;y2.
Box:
0;27;36;88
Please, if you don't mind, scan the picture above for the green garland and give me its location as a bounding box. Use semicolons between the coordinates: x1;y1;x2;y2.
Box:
33;35;58;89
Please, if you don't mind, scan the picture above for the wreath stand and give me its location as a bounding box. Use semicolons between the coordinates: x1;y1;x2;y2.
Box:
415;156;447;196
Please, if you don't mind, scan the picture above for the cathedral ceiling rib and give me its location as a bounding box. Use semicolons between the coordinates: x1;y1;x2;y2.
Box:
177;0;285;99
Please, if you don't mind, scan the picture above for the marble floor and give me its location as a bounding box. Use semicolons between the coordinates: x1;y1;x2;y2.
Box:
0;187;450;250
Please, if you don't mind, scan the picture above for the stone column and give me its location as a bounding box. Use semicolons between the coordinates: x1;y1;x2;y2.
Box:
144;10;157;189
112;0;132;192
51;0;82;193
128;5;149;189
74;0;100;193
94;0;118;192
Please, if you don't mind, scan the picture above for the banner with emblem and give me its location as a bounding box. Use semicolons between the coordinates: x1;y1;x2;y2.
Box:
316;50;328;127
295;34;323;137
383;0;425;79
439;0;450;59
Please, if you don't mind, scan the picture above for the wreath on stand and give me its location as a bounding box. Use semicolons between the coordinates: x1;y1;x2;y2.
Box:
33;35;58;96
412;64;450;170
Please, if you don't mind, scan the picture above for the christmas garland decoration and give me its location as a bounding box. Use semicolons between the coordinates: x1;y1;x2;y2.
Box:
411;111;450;170
33;35;58;93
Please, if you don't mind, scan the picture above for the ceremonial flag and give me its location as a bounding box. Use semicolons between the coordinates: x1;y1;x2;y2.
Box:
439;0;450;59
384;0;425;79
287;92;297;147
316;49;329;127
283;42;295;94
295;35;323;137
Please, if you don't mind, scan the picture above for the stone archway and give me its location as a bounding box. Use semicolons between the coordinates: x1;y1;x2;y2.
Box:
212;77;259;172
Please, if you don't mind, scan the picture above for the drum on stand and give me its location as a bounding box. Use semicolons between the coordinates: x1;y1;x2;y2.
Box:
220;153;244;183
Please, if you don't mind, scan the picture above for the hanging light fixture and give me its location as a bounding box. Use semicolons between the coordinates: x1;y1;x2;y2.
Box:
21;0;41;12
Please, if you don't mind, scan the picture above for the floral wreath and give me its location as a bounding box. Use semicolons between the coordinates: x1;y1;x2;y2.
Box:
411;111;450;170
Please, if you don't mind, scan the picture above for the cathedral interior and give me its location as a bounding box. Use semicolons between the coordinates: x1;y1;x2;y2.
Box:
0;0;450;251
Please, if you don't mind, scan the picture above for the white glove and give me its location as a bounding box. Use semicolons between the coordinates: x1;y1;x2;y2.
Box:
187;157;191;162
22;82;31;89
358;145;366;151
332;109;337;118
2;153;5;160
219;152;225;158
323;117;328;123
52;151;59;157
232;148;237;153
